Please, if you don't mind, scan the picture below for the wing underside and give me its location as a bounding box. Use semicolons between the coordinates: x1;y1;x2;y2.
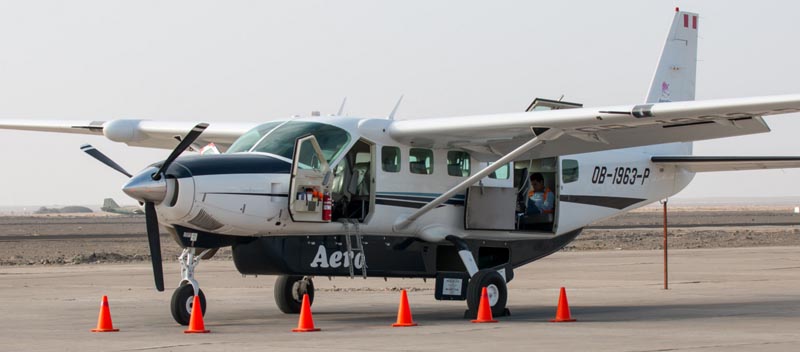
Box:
651;156;800;172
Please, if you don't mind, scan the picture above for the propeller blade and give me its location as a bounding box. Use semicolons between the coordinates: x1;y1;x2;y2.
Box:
152;123;209;180
144;202;165;292
80;144;133;178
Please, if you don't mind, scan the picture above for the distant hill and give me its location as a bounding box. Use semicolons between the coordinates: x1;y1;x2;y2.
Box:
34;206;93;214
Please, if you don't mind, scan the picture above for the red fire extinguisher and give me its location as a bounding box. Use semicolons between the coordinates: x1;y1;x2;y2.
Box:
322;191;332;221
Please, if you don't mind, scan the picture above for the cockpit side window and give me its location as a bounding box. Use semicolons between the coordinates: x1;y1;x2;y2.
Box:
382;146;401;172
246;121;351;163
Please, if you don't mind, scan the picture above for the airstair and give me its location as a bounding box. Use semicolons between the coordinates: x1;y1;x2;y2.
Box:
340;219;367;278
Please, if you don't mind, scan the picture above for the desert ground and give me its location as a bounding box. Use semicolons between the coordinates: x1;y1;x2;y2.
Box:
1;204;799;266
1;205;799;351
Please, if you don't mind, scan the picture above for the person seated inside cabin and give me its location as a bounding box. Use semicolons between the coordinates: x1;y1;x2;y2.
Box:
526;172;555;215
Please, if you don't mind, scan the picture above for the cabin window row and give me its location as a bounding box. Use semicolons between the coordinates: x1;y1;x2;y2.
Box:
381;147;472;177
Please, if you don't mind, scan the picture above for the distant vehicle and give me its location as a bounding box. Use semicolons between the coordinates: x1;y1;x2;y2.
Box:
34;205;93;214
101;198;144;215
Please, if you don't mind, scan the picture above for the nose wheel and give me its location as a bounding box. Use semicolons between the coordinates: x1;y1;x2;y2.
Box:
274;275;315;314
169;247;210;325
170;283;206;326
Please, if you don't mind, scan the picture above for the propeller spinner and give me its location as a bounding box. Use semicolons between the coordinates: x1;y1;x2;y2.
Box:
80;123;209;292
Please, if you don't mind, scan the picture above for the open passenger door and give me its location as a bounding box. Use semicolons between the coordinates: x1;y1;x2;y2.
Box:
289;135;332;222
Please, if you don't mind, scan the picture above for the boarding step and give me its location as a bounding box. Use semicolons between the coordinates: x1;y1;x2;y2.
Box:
340;218;367;278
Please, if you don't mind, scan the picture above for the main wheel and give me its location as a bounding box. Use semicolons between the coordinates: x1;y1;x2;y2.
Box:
274;275;315;314
466;270;507;317
170;283;206;326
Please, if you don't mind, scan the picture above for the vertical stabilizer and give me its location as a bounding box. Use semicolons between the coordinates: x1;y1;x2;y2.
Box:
646;9;699;103
102;198;120;209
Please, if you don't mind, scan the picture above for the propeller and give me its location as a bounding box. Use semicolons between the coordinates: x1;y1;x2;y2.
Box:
152;123;209;180
145;202;164;291
80;122;209;292
80;144;133;178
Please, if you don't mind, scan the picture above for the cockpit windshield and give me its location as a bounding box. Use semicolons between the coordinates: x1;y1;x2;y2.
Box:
226;121;283;154
228;121;351;163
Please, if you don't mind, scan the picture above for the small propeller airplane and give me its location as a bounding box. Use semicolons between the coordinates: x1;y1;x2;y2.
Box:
101;198;145;215
3;9;800;325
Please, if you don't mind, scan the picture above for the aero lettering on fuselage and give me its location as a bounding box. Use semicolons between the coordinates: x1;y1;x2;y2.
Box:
309;245;365;269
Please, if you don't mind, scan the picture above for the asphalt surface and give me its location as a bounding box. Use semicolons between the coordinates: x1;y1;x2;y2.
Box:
1;247;799;351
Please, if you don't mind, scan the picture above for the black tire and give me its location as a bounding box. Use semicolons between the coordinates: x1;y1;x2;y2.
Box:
170;283;206;326
466;270;507;317
274;275;314;314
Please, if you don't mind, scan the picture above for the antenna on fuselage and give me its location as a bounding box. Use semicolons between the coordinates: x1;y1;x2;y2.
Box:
388;94;404;120
336;97;347;116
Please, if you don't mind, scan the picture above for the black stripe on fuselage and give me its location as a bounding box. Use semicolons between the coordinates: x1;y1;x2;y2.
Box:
204;192;289;197
167;153;291;178
375;198;448;209
376;194;465;205
559;194;646;209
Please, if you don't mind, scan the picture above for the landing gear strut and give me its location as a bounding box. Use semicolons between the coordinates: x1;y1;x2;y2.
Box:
274;275;315;314
170;247;210;325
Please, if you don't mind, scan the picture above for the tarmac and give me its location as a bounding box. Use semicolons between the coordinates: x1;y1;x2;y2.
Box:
1;247;799;351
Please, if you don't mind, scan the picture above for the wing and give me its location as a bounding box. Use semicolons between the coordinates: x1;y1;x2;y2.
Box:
0;119;257;151
387;94;800;161
651;156;800;172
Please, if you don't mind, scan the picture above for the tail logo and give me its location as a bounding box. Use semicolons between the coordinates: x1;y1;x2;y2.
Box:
659;81;671;102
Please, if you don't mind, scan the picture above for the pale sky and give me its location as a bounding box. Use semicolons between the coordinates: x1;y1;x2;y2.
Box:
1;0;799;206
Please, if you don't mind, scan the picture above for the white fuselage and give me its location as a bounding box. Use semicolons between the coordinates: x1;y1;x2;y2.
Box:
153;116;694;242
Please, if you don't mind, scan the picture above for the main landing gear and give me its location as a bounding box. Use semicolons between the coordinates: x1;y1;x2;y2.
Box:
466;269;508;318
274;275;315;314
446;235;509;318
170;247;211;325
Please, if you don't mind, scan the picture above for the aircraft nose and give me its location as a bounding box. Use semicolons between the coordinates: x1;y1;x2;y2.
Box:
122;166;167;203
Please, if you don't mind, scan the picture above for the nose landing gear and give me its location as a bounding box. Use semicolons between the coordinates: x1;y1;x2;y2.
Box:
170;247;211;325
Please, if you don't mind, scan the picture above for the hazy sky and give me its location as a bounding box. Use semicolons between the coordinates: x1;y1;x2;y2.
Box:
1;1;799;206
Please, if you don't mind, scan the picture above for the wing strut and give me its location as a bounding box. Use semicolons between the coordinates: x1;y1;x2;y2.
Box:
393;128;564;231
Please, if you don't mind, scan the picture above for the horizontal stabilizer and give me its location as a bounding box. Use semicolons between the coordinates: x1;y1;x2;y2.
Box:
651;156;800;172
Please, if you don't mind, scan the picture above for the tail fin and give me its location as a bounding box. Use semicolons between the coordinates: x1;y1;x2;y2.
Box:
645;9;699;103
102;198;119;209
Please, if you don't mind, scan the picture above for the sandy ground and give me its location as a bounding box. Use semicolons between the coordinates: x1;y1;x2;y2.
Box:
1;247;799;351
1;207;799;265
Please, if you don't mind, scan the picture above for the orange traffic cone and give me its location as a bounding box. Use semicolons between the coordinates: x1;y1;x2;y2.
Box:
292;294;320;332
392;289;418;327
91;295;119;332
550;287;576;322
184;295;210;333
471;287;498;323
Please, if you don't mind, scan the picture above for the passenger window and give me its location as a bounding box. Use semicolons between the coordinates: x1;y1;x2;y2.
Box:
447;151;470;177
409;148;433;175
488;162;510;179
382;147;400;172
562;159;579;183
